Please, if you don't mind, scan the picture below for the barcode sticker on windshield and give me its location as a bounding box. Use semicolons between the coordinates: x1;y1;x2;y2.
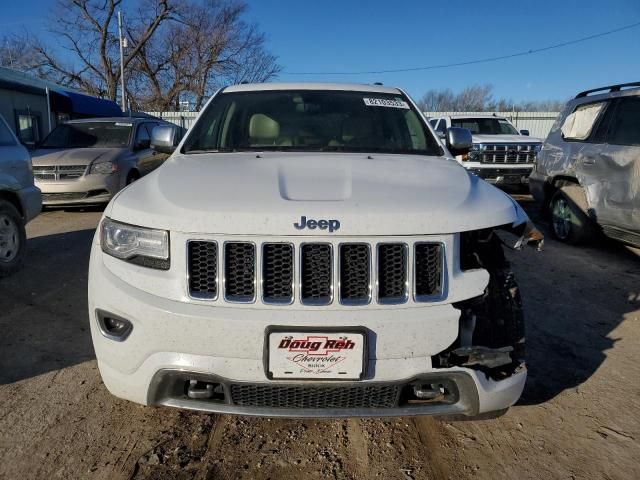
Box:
115;122;133;127
363;98;410;109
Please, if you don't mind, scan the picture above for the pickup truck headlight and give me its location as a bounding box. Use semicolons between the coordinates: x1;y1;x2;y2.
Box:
89;160;117;174
463;144;481;161
100;218;170;270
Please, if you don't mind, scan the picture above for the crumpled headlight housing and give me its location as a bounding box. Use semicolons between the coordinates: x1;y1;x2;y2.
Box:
89;160;117;175
100;217;170;270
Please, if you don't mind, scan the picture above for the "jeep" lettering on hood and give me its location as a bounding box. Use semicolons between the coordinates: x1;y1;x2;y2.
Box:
293;216;340;233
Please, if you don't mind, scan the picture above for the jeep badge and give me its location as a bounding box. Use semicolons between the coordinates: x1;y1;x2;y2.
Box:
293;216;340;233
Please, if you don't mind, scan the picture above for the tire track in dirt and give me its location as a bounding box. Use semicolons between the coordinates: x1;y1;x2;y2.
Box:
194;414;228;480
413;417;457;480
345;419;369;477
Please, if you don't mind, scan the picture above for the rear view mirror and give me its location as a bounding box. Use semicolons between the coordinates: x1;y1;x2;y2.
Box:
151;125;178;154
520;129;530;136
446;127;472;156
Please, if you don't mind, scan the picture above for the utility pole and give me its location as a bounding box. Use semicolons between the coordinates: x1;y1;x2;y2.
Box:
117;10;127;112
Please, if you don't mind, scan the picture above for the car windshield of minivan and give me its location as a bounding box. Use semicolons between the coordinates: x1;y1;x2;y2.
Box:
183;90;442;155
451;118;519;135
40;122;132;148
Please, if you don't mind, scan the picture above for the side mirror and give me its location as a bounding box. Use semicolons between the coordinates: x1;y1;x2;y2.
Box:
134;138;151;151
446;127;472;156
520;129;530;136
151;125;177;154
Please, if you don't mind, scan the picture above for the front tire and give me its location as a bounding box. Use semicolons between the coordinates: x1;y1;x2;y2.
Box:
549;190;593;244
0;200;27;277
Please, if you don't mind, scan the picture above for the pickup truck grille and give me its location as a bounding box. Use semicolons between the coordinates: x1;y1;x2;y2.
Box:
187;240;444;306
33;165;87;180
479;144;537;164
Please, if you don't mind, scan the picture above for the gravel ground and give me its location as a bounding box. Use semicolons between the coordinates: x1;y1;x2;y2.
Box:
0;196;638;480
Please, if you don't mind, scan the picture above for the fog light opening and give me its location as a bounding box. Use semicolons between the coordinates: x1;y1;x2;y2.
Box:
400;379;458;406
96;310;133;341
186;380;225;401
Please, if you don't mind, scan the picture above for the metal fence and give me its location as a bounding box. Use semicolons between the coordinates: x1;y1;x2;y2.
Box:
145;111;200;130
147;110;560;140
423;111;559;139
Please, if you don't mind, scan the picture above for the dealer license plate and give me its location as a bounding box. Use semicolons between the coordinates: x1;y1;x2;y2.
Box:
267;331;365;380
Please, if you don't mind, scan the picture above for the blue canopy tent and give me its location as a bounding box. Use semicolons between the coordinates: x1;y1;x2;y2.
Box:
49;90;122;118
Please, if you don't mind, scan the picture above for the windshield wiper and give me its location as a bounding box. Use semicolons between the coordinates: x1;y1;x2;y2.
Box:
184;148;235;154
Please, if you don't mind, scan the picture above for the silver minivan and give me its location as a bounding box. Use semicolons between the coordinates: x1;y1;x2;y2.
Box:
529;82;640;247
0;114;41;276
31;117;180;206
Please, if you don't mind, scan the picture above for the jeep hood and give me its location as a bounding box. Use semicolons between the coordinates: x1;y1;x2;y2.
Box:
31;147;127;166
472;134;542;144
107;152;528;236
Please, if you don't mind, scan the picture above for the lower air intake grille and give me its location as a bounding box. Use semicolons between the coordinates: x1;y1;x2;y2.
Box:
262;243;294;304
339;244;371;304
188;241;218;299
224;242;256;302
230;384;400;409
300;244;333;304
414;243;443;298
377;243;408;303
41;192;88;202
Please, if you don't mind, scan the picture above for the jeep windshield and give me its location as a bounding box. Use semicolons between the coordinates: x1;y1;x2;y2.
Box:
451;118;519;135
183;90;442;155
39;122;132;148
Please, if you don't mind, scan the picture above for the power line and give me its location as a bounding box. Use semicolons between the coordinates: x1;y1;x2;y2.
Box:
284;21;640;75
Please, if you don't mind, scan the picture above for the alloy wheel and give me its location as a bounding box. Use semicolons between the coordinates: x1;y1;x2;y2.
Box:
551;197;572;240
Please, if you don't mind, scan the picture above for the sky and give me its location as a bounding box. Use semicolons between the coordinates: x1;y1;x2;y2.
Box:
2;0;640;103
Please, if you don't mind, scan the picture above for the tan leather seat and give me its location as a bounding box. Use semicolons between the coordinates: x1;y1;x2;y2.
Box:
249;114;292;146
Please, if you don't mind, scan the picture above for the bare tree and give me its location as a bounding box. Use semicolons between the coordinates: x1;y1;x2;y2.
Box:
453;84;494;111
418;88;456;111
25;0;175;102
0;34;42;71
129;0;280;111
418;84;565;112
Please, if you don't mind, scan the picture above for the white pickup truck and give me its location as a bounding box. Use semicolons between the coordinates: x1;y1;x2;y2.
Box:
429;115;542;187
88;83;542;418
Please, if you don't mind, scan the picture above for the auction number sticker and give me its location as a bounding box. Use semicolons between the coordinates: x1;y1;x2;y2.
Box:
363;98;410;109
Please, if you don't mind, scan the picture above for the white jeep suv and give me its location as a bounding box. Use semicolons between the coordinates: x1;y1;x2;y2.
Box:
429;115;542;187
88;83;540;418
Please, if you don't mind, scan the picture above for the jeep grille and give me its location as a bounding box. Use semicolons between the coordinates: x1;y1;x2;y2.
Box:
262;243;294;304
224;242;256;302
188;241;218;299
186;240;444;306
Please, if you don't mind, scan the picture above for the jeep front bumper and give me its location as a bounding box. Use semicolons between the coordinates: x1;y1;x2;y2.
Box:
88;242;526;418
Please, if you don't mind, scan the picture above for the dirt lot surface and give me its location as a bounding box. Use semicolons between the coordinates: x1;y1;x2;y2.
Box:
1;196;639;480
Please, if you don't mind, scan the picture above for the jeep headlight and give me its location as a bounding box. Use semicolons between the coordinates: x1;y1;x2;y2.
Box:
101;218;170;269
89;160;116;174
